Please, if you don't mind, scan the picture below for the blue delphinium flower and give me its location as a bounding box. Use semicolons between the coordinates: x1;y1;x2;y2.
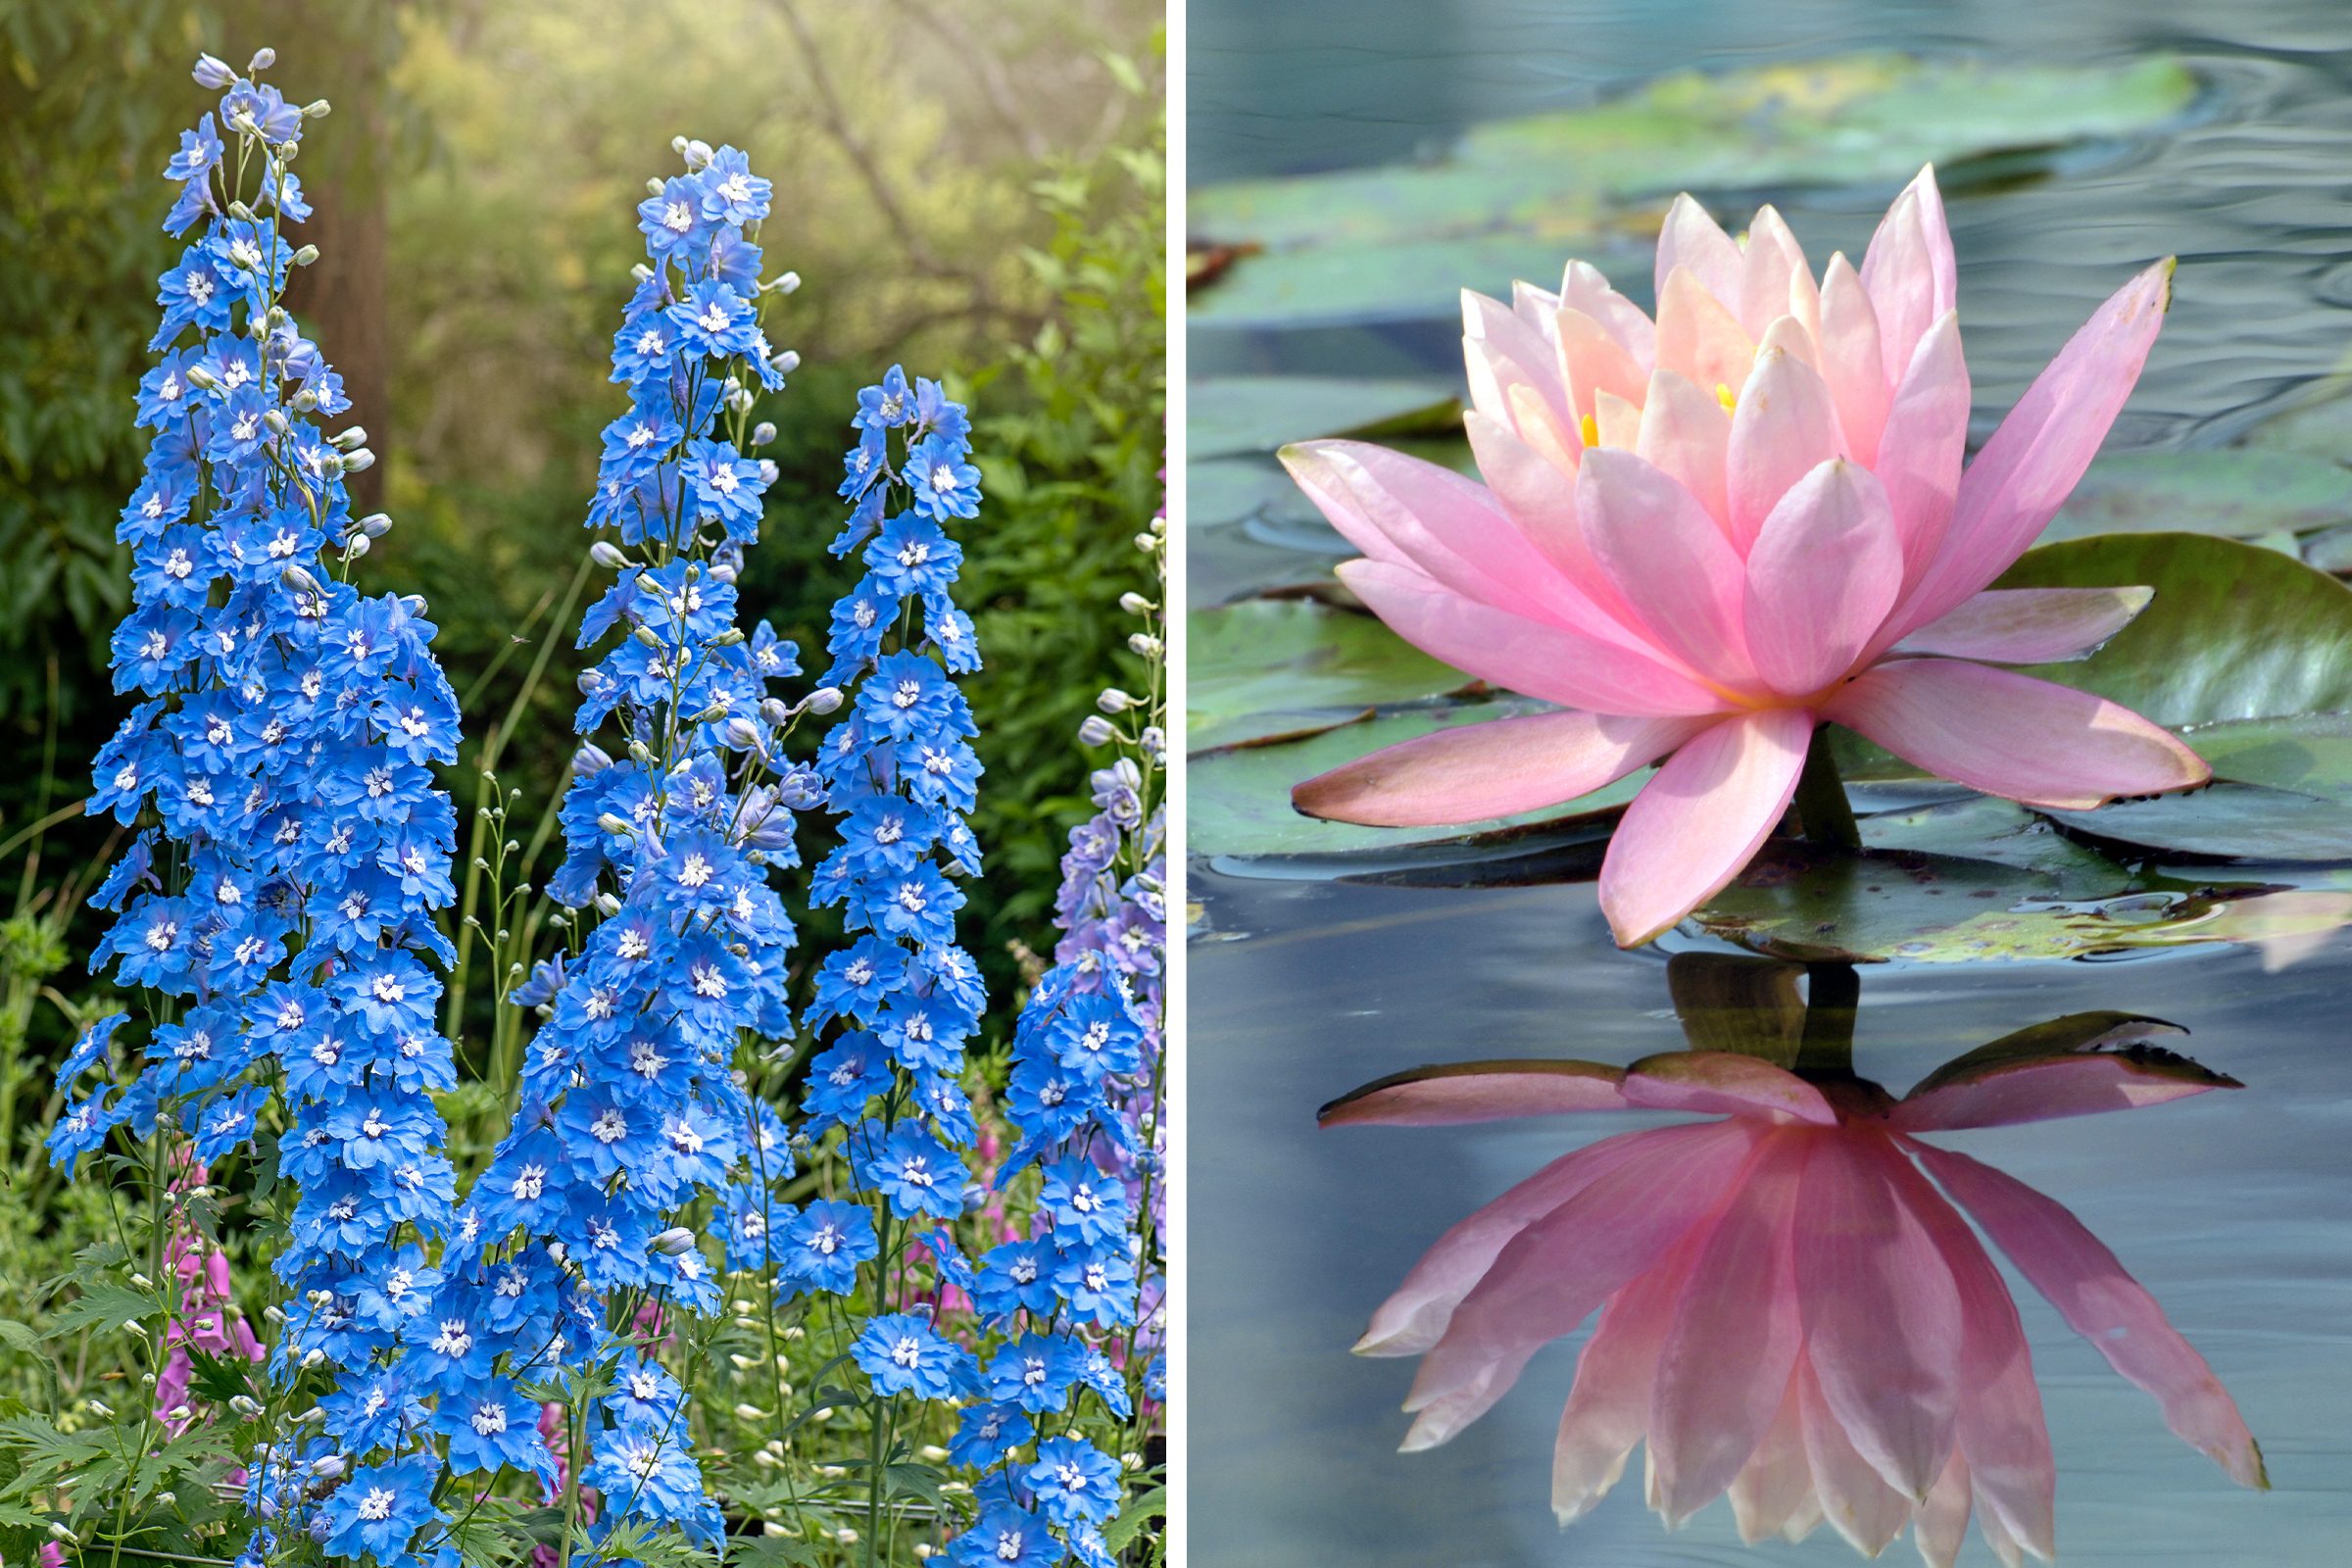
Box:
52;49;467;1564
432;135;806;1549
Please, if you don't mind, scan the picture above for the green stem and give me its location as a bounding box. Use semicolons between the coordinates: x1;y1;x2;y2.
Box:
1790;725;1862;852
1795;963;1861;1079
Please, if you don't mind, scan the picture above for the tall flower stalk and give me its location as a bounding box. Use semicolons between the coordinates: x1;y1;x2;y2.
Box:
425;136;812;1560
48;44;468;1565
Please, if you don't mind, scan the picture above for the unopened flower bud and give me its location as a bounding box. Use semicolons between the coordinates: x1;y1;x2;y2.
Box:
576;667;606;696
290;387;318;413
760;698;791;727
1135;531;1160;553
339;447;375;474
282;564;321;595
573;742;612;775
247;46;276;72
653;1226;698;1255
291;243;319;266
357;512;392;538
751;421;777;448
193;53;236;88
631;262;654;283
758;458;779;487
1078;714;1115;747
594;894;622;917
184;365;220;390
681;138;713;169
590;540;629;569
340;532;371;560
772;270;802;295
771;348;802;374
723;717;763;751
646;176;666;196
1128;632;1162;657
803;686;844;715
302;99;330;119
1097;687;1138;714
1119;591;1152;614
300;1348;325;1368
331;424;368;451
597;812;634;837
631;624;667;650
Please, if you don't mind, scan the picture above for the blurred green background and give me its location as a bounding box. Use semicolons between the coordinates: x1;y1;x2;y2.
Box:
0;0;1167;1096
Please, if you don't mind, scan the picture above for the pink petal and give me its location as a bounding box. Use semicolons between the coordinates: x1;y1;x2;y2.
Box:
1355;1126;1664;1357
1650;1130;1810;1523
1550;1225;1703;1522
1622;1051;1838;1126
1510;279;1565;355
1875;313;1971;590
1818;253;1889;464
1578;448;1757;686
1728;1372;1817;1544
1892;1045;2237;1133
1561;257;1656;365
1727;348;1845;552
1795;1132;1965;1501
1741;205;1821;343
1293;706;1703;827
1557;306;1652;426
1743;460;1904;698
1892;1147;2057;1559
1460;409;1598;588
1799;1353;1915;1556
1282;440;1570;624
1635;368;1734;531
1318;1057;1630;1129
1823;659;2211;809
1464;288;1574;440
1656;266;1757;402
1656;193;1744;308
1860;166;1957;385
1598;707;1814;947
1893;586;2154;664
1337;560;1732;717
1915;1451;1975;1568
1913;1142;2268;1489
1896;261;2175;637
1402;1121;1763;1446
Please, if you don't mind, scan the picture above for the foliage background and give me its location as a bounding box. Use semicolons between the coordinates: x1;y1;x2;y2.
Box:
0;0;1163;1418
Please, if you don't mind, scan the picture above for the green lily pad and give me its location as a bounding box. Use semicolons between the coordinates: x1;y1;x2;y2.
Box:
2038;451;2352;544
2242;386;2352;463
1191;53;2197;327
1192;459;1306;530
1190;600;1475;750
1191;377;1460;460
2045;783;2352;863
1191;703;1646;858
1858;795;2128;892
1995;533;2352;724
2300;523;2352;573
2182;712;2352;793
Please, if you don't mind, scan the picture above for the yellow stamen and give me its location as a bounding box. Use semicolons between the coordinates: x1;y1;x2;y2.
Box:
1579;413;1600;450
1715;382;1738;415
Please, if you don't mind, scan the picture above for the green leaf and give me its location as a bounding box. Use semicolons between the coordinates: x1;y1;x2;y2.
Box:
1189;600;1471;749
1995;533;2352;723
39;1281;164;1341
2038;450;2352;544
1102;1485;1168;1553
0;1322;61;1413
1192;53;2197;327
1189;376;1458;459
1192;703;1645;859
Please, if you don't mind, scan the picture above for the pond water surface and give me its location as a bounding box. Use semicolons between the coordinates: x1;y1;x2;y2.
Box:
1188;3;2352;1564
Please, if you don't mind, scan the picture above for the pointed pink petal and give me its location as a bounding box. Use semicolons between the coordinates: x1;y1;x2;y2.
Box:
1756;312;1823;374
1892;1046;2238;1132
1913;1142;2268;1489
1890;1147;2057;1559
1318;1057;1629;1129
1459;409;1613;606
1557;306;1652;426
1977;1488;2029;1568
1874;313;1971;591
1860;167;1957;385
1656;193;1744;307
1727;347;1845;552
1897;261;2175;637
1894;586;2153;664
1510;279;1564;352
1622;1051;1838;1125
1818;254;1889;464
1740;205;1819;343
1795;1132;1965;1500
1402;1121;1763;1446
1464;287;1574;438
1598;707;1814;947
1823;659;2210;810
1562;257;1656;366
1634;368;1734;531
1650;1131;1811;1522
1915;1451;1975;1568
1578;448;1757;686
1355;1126;1664;1357
1799;1353;1915;1556
1728;1371;1816;1544
1282;440;1569;623
1551;1225;1704;1522
1337;560;1732;717
1744;459;1904;698
1294;706;1704;828
1656;266;1758;402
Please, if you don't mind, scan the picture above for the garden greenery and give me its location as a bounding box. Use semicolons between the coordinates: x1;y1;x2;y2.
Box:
0;46;1166;1568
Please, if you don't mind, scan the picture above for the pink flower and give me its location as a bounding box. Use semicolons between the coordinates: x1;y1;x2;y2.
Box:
1284;167;2208;946
1324;1030;2265;1564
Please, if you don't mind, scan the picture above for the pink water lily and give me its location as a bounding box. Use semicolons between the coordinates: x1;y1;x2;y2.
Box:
1284;167;2209;946
1323;1025;2266;1564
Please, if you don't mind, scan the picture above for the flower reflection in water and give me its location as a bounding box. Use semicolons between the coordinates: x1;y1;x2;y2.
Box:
1323;958;2265;1565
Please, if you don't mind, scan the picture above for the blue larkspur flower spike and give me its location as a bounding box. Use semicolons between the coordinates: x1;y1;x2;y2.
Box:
431;136;806;1549
58;48;469;1561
